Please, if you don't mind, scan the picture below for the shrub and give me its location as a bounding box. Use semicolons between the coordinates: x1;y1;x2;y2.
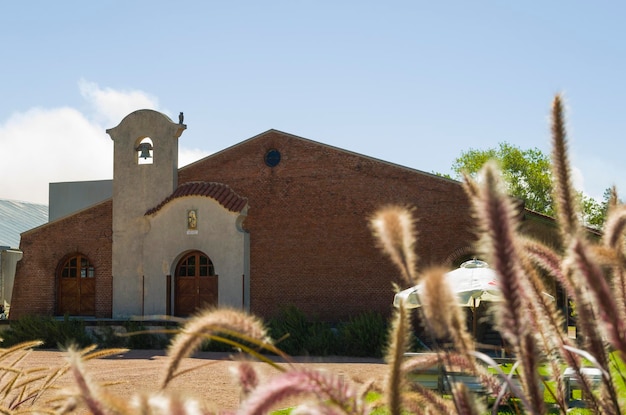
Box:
304;321;339;356
266;305;347;356
0;314;92;348
267;305;315;355
338;311;388;358
123;321;172;350
89;323;128;348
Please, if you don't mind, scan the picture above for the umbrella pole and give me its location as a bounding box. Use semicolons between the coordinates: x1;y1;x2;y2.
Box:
472;298;477;340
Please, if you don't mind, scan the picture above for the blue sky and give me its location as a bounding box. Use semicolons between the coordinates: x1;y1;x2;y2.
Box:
1;1;625;204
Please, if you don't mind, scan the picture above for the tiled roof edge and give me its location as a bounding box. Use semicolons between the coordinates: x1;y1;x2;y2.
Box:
145;181;248;215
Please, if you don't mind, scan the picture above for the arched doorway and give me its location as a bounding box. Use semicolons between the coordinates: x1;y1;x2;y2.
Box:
174;251;218;316
57;254;96;316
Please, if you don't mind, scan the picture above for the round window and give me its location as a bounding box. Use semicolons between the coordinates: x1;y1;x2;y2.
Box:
264;149;281;167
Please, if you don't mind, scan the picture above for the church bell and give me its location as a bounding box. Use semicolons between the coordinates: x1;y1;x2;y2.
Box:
136;142;153;159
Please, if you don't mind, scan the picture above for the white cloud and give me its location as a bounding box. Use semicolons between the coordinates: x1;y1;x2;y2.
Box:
0;107;112;204
79;79;160;127
0;81;201;205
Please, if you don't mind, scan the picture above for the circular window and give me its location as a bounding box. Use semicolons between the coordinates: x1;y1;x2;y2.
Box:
264;149;281;167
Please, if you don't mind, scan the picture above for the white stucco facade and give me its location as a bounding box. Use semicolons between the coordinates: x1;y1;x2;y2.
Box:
106;109;249;318
143;197;250;316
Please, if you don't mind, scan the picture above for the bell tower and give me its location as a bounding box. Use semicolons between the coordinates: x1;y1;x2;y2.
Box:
106;110;186;318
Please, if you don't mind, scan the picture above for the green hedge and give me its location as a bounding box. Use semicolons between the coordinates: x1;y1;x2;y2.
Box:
267;305;388;358
0;315;92;348
337;311;388;358
2;307;391;358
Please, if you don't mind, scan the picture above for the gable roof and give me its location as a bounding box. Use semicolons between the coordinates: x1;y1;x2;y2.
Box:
0;199;48;248
145;181;248;215
180;129;460;185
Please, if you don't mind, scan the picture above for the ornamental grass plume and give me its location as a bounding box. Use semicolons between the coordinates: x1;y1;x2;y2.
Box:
384;302;411;415
37;345;129;414
233;361;259;399
370;205;488;413
462;163;544;415
63;346;213;415
602;203;626;323
549;94;623;414
237;368;368;415
469;161;531;350
369;205;419;285
419;267;474;357
161;307;273;389
550;94;580;241
465;161;547;414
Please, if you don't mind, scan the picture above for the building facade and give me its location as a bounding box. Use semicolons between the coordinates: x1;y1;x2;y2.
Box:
11;109;556;322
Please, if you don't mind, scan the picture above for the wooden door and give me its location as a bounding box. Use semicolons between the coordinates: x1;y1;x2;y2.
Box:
174;251;217;316
57;255;96;316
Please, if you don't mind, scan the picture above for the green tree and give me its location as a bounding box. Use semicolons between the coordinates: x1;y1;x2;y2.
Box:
452;142;554;216
451;142;611;229
579;187;613;229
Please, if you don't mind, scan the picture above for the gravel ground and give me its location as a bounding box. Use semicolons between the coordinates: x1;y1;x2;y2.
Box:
17;349;389;413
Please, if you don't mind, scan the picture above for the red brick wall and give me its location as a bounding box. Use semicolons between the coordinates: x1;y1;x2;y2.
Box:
179;131;476;321
11;200;113;319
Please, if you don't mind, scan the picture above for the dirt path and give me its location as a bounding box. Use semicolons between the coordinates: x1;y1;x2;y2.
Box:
19;350;389;413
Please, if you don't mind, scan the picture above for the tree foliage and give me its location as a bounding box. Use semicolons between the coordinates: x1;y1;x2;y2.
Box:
579;187;613;229
451;142;611;228
452;142;553;215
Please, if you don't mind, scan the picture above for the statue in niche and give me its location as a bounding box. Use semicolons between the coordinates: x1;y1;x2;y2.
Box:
187;209;197;230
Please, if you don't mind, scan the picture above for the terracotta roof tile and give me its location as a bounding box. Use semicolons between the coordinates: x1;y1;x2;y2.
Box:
145;181;247;215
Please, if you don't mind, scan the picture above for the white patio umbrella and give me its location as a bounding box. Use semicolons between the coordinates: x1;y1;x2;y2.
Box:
393;259;500;310
394;259;555;342
393;259;501;338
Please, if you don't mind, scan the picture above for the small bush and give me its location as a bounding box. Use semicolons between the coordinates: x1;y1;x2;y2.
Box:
1;315;92;349
304;321;339;356
123;322;172;349
267;305;340;356
90;324;128;348
267;305;387;357
338;311;388;358
267;305;313;355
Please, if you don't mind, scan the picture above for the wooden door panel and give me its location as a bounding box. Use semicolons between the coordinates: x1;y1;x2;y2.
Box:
175;277;198;316
80;278;96;296
175;253;218;317
79;296;95;315
175;295;197;316
79;278;96;315
198;276;218;309
58;279;79;315
176;277;196;296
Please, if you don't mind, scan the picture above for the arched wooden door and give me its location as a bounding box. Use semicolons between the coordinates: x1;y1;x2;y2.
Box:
57;254;96;316
174;251;218;316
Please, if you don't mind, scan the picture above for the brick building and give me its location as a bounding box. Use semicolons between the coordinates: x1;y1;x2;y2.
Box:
10;109;556;322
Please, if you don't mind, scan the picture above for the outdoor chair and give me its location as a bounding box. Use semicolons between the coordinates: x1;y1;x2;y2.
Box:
563;367;603;408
